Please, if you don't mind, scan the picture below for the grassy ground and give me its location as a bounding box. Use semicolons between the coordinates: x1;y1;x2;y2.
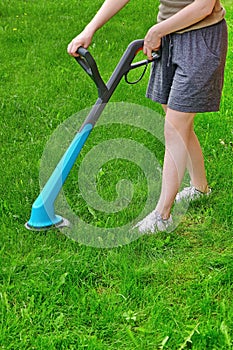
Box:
1;0;233;349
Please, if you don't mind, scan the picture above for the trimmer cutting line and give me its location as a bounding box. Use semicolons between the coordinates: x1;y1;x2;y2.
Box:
25;39;161;231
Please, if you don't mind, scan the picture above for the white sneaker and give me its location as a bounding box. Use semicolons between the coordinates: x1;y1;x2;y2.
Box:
134;210;173;234
175;186;211;203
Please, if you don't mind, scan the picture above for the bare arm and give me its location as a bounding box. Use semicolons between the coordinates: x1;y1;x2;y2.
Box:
67;0;130;56
143;0;217;59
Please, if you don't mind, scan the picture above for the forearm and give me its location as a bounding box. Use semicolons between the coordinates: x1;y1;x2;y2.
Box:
85;0;130;34
153;0;216;37
68;0;130;56
143;0;216;58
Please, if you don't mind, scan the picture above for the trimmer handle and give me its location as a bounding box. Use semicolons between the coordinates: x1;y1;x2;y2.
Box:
75;39;160;100
75;47;107;98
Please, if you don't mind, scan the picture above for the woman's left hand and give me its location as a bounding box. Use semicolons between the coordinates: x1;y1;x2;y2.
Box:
143;25;162;60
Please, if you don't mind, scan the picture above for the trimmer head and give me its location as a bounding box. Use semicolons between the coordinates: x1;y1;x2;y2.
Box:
25;216;70;231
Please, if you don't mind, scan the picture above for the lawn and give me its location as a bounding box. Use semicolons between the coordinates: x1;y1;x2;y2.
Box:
1;0;233;349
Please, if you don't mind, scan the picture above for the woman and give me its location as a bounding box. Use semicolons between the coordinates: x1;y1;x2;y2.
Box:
67;0;228;233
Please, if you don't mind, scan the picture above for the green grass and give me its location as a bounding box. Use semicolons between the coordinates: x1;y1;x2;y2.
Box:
1;0;233;349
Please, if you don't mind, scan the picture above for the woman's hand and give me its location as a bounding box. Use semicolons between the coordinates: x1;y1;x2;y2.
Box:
143;0;217;59
67;26;94;57
143;25;162;60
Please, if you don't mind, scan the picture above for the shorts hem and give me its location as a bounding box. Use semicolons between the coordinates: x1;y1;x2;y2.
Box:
167;102;220;113
146;93;167;106
146;94;220;113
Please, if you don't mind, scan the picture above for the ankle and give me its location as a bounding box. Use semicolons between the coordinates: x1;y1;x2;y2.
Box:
192;183;209;194
155;207;171;221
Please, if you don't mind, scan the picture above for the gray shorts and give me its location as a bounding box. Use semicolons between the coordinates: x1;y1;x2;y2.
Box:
146;20;228;113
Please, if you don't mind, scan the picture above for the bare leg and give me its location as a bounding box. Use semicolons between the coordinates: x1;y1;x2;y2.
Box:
159;106;209;208
156;108;195;219
163;105;209;192
186;127;209;193
135;106;209;232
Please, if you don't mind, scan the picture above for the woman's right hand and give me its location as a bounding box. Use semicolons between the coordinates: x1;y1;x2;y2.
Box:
67;27;94;57
67;0;130;57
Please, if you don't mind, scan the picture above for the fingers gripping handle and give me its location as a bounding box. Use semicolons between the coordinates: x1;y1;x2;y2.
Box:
75;47;107;98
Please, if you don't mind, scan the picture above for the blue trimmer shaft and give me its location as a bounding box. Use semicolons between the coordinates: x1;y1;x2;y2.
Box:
25;40;159;230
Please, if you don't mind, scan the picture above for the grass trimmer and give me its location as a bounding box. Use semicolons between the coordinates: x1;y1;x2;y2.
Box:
25;39;160;230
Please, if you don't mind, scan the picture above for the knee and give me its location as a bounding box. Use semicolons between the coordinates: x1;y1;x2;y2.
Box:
164;122;192;147
164;121;176;141
164;119;187;139
164;110;195;142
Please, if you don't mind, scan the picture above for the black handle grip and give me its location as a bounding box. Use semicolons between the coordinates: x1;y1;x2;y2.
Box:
75;47;107;98
74;40;161;100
